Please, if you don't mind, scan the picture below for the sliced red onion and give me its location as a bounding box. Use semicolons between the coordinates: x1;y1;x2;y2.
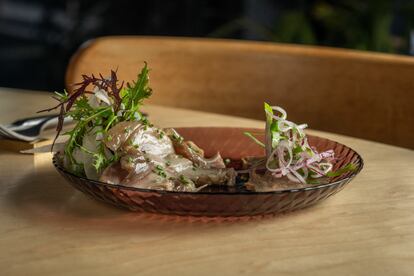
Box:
277;120;294;132
318;162;333;174
286;172;301;183
262;105;336;184
288;169;307;184
266;147;280;172
270;106;287;120
304;150;334;166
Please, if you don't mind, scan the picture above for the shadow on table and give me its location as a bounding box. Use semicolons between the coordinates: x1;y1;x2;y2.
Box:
5;155;321;234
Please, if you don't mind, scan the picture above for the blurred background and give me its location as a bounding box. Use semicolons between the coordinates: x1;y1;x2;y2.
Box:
1;0;414;91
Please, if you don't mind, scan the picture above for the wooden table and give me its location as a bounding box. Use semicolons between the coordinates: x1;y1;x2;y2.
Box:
0;88;413;276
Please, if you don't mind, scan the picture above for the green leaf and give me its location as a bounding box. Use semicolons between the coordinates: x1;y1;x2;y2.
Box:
59;63;153;176
271;131;281;148
244;131;265;148
122;62;152;121
293;146;303;154
264;102;273;120
326;163;357;177
270;121;279;132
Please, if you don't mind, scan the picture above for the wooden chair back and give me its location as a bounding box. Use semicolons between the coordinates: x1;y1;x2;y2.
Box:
66;36;414;149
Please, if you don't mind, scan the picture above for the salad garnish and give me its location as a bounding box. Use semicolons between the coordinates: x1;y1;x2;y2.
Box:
245;103;355;185
40;64;151;174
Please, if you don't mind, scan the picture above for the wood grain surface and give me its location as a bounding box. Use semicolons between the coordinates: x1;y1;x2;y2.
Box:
0;88;413;276
66;36;414;149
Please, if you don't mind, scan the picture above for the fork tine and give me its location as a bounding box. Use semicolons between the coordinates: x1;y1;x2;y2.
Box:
0;125;30;140
0;122;41;142
0;129;13;139
1;115;61;142
0;126;9;135
0;126;16;139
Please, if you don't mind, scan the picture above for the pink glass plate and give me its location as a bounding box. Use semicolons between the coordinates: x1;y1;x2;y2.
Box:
53;127;363;217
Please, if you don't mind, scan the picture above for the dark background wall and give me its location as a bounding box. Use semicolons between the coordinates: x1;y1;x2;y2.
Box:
1;0;413;91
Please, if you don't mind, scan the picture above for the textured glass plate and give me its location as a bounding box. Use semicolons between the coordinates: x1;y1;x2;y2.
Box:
53;127;363;217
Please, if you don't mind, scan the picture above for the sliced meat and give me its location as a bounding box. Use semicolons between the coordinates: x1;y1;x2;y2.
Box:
100;125;236;191
105;122;174;158
100;153;235;190
163;154;193;173
104;121;142;151
245;170;307;192
71;126;113;180
100;161;174;190
99;162;129;185
120;154;148;174
165;128;226;169
180;167;236;187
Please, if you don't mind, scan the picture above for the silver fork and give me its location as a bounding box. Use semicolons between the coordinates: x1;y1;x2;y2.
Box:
0;115;71;142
